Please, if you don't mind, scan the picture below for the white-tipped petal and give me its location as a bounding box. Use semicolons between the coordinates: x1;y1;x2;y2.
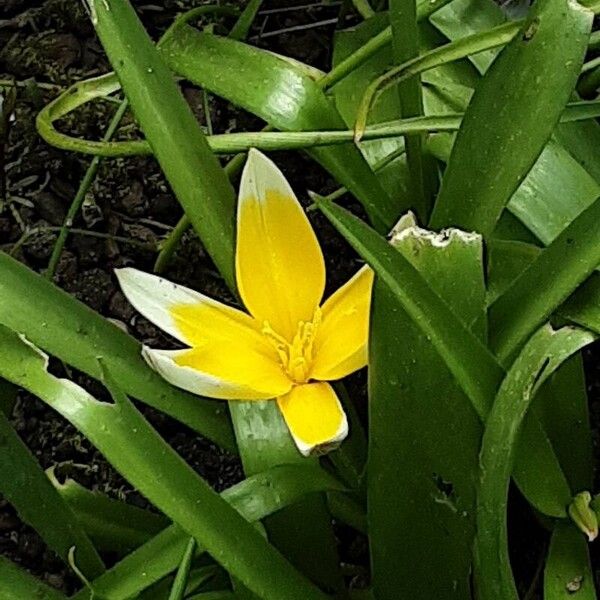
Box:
116;267;266;350
143;343;292;401
277;382;348;456
236;149;326;341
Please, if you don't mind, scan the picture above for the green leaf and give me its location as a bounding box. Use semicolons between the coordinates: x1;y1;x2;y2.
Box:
0;410;104;579
544;522;596;600
428;0;506;73
485;238;594;494
0;556;67;600
489;196;600;364
158;26;397;231
168;537;196;600
429;0;593;236
70;465;345;600
0;325;330;600
474;325;596;600
368;214;485;598
316;197;503;418
49;472;169;556
87;0;237;289
316;198;574;517
0;252;235;452
508;140;600;246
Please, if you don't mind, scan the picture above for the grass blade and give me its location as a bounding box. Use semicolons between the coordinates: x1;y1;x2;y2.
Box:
159;25;397;231
86;0;237;289
0;410;104;579
0;252;235;452
544;522;596;600
0;325;330;600
489;196;600;363
0;556;67;600
49;472;169;556
429;0;592;236
474;325;595;600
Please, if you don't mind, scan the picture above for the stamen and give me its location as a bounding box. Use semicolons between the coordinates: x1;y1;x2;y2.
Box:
261;309;321;383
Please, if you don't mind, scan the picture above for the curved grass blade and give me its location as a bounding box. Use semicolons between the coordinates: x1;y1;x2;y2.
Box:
489;196;600;364
0;556;67;600
0;325;330;600
429;0;593;236
0;252;235;452
316;198;573;518
474;325;596;600
158;25;397;231
545;522;596;600
0;410;104;579
74;465;345;600
49;471;169;556
85;0;237;289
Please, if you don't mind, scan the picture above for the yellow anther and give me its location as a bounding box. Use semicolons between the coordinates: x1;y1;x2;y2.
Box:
262;309;321;383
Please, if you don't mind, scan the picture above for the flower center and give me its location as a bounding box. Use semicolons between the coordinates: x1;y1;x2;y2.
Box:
262;309;321;384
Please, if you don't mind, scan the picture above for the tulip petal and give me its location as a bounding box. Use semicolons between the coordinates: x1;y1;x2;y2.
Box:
116;268;269;352
143;342;292;401
236;149;326;341
277;382;347;456
311;267;374;381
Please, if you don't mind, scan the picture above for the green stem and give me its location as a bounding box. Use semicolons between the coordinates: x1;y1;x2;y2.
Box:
352;0;376;19
317;0;455;91
354;21;520;138
45;99;129;279
38;99;600;159
389;0;432;222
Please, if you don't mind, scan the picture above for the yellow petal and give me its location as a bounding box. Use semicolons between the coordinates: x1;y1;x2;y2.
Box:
311;267;374;381
116;267;268;353
144;342;292;400
236;149;325;341
277;382;347;456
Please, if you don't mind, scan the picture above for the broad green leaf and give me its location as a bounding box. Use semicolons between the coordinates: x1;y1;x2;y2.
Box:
369;214;485;598
489;196;600;363
561;273;600;334
0;410;104;580
0;325;329;600
317;198;573;517
429;0;593;236
49;472;169;556
0;556;67;600
508;140;600;246
544;522;596;600
86;0;237;290
429;0;506;73
316;197;503;417
474;325;595;600
0;253;235;452
158;25;397;231
70;465;345;600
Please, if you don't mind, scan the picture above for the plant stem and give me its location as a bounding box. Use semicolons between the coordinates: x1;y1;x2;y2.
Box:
45;99;129;279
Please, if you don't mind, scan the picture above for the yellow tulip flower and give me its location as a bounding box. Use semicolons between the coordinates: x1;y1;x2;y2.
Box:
117;149;373;455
